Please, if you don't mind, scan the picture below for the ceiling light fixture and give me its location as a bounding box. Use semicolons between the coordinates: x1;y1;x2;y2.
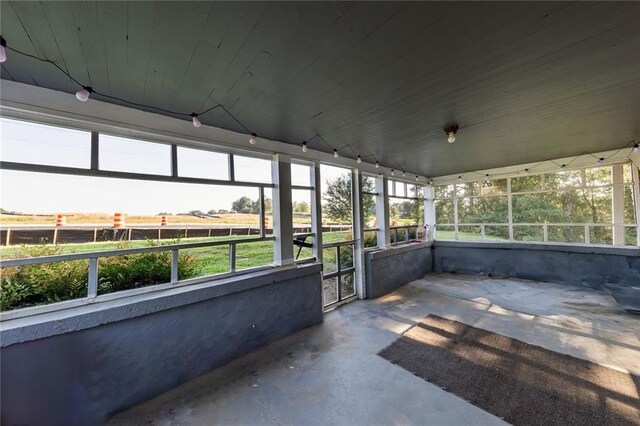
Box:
444;124;459;144
0;36;7;63
191;113;201;128
415;175;419;182
402;171;406;177
375;161;380;169
633;144;640;154
357;155;362;164
595;157;604;165
302;141;308;152
391;169;395;176
75;86;93;102
333;149;339;158
249;133;257;145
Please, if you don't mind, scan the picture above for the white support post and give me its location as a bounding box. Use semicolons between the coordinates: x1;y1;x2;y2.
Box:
507;177;514;241
375;174;391;248
311;162;323;262
612;164;625;246
352;169;366;299
272;154;294;265
453;184;459;240
423;185;435;240
632;163;640;246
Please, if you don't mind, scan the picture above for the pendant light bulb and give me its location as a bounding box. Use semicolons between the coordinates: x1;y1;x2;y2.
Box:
302;141;308;153
249;133;257;145
391;169;395;176
444;124;459;144
415;175;419;182
458;176;462;180
0;36;7;63
75;86;93;102
191;113;201;128
402;171;406;177
633;144;640;154
333;149;339;158
560;164;567;168
357;155;362;164
595;157;604;165
375;161;380;169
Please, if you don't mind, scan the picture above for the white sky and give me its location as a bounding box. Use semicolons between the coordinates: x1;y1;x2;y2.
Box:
0;118;350;215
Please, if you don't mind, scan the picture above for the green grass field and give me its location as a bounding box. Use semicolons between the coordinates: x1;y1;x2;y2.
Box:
0;231;353;279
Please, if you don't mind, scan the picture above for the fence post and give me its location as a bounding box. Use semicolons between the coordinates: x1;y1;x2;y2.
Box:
543;224;548;243
5;228;10;246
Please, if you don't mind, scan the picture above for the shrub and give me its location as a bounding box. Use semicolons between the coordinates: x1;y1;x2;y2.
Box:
1;240;199;311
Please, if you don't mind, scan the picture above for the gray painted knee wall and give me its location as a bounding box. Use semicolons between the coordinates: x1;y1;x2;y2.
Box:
433;241;640;288
365;243;433;298
0;264;323;426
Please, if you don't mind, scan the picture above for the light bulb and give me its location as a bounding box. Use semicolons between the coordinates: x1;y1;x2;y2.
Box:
391;169;395;176
0;36;6;63
75;86;92;102
357;155;362;163
302;141;308;152
448;132;456;143
402;171;406;177
249;133;257;145
191;113;201;128
429;179;434;185
524;168;530;174
333;149;339;158
415;175;419;182
633;144;640;154
560;164;566;169
375;161;379;169
458;176;462;180
595;157;604;165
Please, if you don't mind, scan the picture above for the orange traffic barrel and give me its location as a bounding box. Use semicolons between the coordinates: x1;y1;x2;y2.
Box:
56;214;66;227
161;215;167;226
113;212;126;229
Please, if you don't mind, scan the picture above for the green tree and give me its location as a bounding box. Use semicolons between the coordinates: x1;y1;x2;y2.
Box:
322;176;375;222
231;196;253;214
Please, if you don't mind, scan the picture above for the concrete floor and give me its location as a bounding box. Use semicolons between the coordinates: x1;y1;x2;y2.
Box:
109;273;640;425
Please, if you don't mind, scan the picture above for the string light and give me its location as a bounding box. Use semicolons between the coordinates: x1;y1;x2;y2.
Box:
302;141;308;152
0;36;7;63
191;113;201;128
75;86;93;102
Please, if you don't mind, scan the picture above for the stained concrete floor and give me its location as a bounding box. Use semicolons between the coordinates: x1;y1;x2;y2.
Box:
109;273;640;425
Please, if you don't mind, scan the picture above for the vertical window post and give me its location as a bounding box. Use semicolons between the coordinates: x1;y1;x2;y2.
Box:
611;164;625;246
272;154;294;265
311;162;323;262
507;177;514;241
632;163;640;246
423;185;435;240
352;168;365;298
375;174;390;248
